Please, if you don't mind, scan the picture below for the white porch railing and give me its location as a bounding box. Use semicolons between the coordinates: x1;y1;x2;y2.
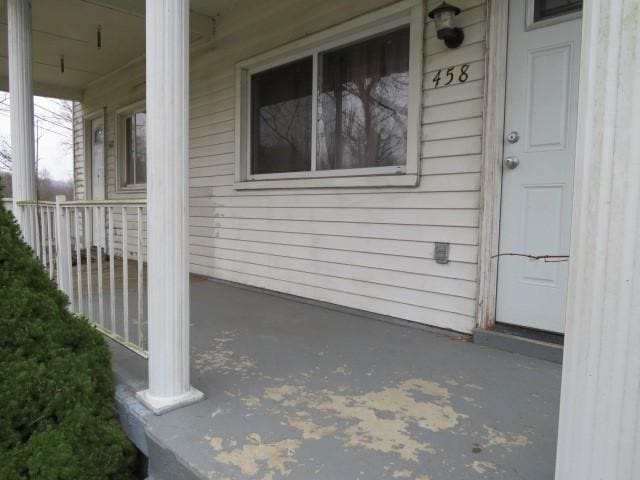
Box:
15;197;148;357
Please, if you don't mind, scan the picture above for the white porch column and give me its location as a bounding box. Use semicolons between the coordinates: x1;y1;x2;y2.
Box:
555;1;640;479
136;0;203;414
7;0;36;245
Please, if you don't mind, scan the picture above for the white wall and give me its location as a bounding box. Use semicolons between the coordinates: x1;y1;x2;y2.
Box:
74;0;487;333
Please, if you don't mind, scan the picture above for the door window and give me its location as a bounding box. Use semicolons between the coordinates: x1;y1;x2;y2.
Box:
534;0;582;22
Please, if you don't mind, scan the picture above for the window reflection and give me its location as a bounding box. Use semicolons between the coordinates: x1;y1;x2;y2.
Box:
125;111;146;185
250;57;313;174
317;27;410;170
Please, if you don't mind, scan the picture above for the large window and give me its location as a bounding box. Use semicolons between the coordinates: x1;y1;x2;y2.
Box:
117;105;146;190
236;3;423;188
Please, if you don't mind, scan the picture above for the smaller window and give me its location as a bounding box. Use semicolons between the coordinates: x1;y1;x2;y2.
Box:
251;57;313;174
534;0;582;22
93;126;104;144
119;109;147;188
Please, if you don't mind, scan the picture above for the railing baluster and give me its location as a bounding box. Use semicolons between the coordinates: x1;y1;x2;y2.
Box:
34;206;41;260
137;206;144;349
65;207;75;311
122;206;129;342
42;208;48;274
55;197;71;299
97;206;104;327
85;207;93;321
74;207;83;315
40;207;45;263
108;206;115;333
47;207;54;278
39;207;47;269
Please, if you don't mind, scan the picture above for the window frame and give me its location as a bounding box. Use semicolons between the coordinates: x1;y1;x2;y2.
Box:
234;0;424;190
115;100;147;192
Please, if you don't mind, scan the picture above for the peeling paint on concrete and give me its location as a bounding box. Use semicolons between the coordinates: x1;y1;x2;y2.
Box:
284;413;337;440
264;385;301;403
193;330;256;377
391;469;413;478
242;395;262;408
214;433;302;480
482;425;529;450
209;437;224;451
251;377;464;462
210;375;473;477
204;361;532;479
465;383;484;391
468;460;497;474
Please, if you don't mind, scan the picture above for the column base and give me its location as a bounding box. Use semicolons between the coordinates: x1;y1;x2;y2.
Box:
136;387;204;415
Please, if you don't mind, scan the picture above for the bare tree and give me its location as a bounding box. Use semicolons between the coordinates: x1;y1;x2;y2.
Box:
0;92;74;201
0;137;11;172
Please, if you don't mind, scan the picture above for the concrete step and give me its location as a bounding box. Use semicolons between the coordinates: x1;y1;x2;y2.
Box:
473;325;564;364
116;385;206;480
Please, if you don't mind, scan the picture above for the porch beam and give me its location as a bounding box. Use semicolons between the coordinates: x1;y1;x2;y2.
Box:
7;0;36;245
555;0;640;479
78;0;215;38
136;0;203;415
0;77;83;101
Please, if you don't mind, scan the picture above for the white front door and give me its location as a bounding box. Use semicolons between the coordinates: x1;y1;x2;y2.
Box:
90;117;105;244
496;0;582;333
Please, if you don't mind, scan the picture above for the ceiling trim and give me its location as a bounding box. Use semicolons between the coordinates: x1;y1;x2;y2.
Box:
78;0;215;38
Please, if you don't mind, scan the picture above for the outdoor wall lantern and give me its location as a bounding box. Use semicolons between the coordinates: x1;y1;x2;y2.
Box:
428;2;464;49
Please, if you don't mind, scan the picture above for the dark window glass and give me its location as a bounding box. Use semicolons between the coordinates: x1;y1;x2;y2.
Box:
534;0;582;22
317;26;410;171
134;112;146;184
125;111;146;185
250;57;313;174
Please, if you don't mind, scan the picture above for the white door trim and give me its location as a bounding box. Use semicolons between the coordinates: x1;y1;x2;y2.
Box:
83;108;107;201
477;0;509;329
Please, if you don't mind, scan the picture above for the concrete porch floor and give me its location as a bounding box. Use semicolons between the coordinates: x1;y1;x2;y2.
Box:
110;278;561;480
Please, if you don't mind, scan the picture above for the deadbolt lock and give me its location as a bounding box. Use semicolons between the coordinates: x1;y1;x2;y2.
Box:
506;131;520;143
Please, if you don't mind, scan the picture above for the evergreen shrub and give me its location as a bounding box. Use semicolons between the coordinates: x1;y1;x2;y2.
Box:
0;196;136;479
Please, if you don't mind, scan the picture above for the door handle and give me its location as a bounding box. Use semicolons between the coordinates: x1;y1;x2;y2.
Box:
503;156;520;169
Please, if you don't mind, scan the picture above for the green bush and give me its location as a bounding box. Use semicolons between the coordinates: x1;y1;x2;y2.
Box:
0;198;136;479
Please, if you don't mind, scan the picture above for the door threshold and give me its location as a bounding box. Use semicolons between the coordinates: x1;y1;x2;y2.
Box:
473;324;564;364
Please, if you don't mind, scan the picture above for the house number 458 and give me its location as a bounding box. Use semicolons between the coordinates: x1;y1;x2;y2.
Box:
432;64;470;88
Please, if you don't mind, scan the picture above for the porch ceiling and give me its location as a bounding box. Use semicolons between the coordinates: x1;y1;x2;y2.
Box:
0;0;237;100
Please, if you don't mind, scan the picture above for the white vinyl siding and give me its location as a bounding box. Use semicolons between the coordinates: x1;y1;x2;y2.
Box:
74;0;486;333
